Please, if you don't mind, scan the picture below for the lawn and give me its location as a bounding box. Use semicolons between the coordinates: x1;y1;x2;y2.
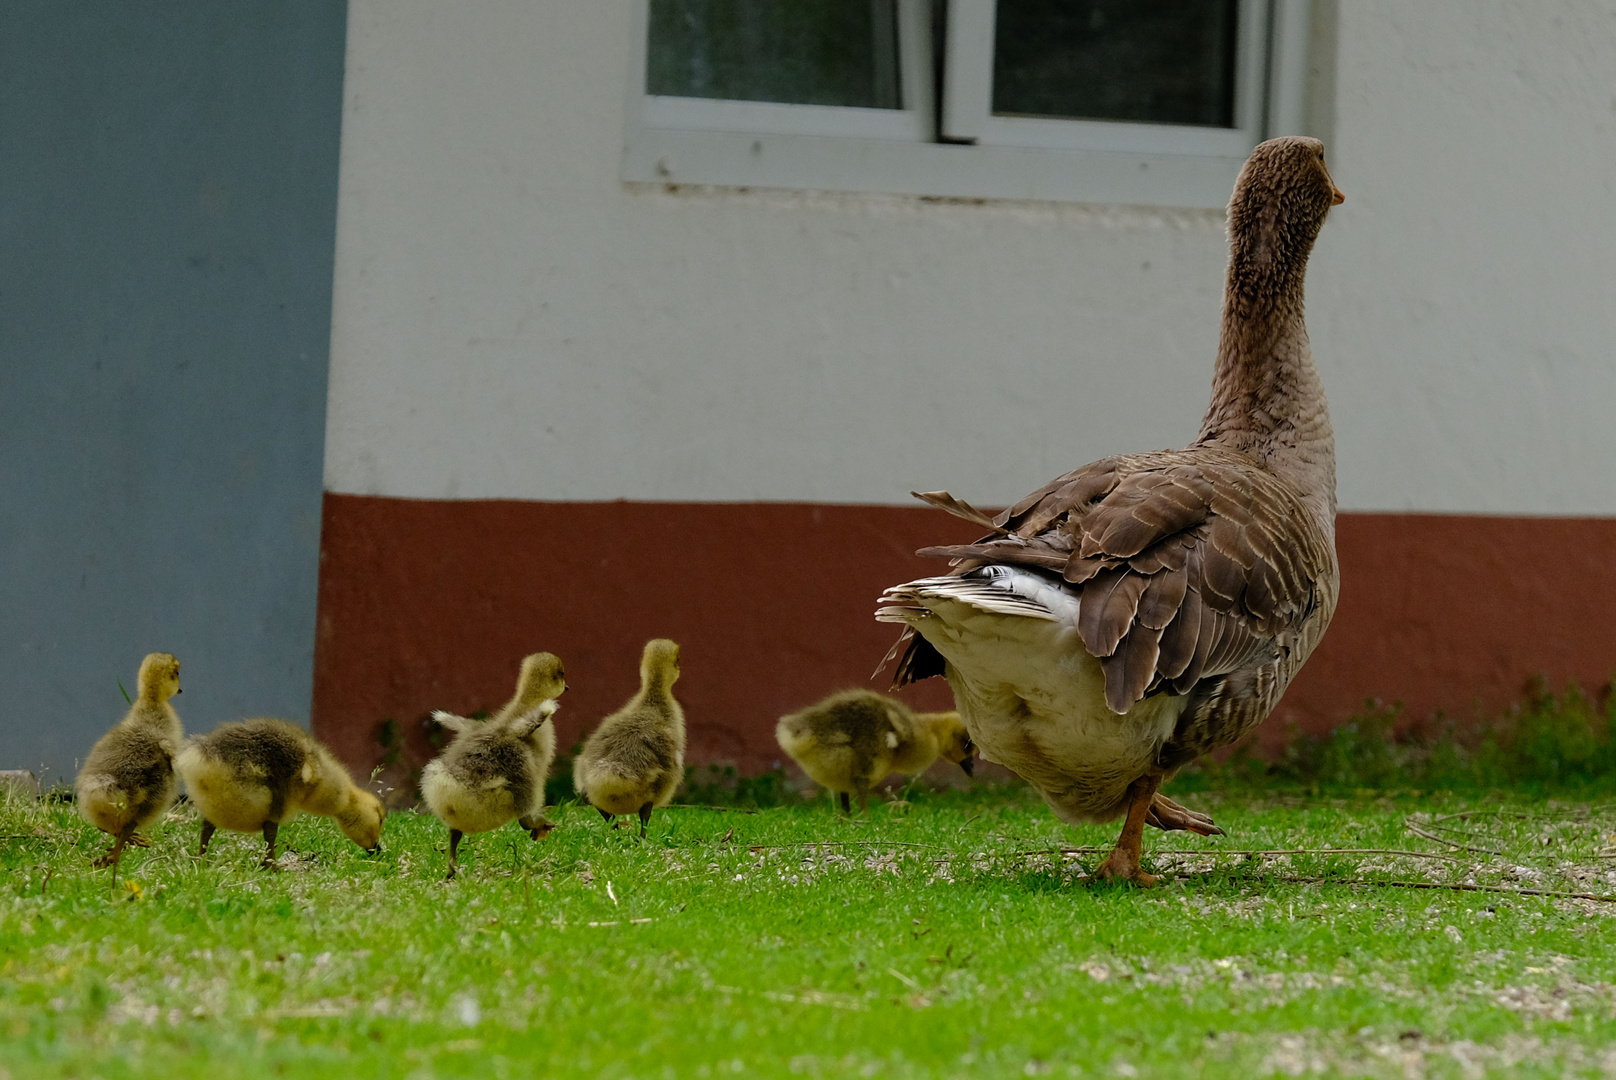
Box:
4;783;1616;1079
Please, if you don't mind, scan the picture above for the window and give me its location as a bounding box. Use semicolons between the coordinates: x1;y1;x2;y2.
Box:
622;0;1314;208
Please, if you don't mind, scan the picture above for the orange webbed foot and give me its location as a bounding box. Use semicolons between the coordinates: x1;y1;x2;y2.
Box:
1093;850;1158;888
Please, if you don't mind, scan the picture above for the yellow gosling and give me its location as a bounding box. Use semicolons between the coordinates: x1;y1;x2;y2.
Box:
421;652;567;879
776;689;974;815
75;652;185;870
573;639;685;838
175;719;384;868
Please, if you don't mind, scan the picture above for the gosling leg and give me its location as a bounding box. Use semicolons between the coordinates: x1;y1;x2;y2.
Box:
93;825;132;870
838;792;851;816
638;802;653;839
447;828;463;880
260;820;279;869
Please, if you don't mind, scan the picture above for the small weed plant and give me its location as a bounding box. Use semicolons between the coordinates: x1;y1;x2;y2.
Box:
1184;679;1616;796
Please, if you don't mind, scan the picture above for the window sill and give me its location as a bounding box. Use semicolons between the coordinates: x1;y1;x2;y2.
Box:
621;125;1247;209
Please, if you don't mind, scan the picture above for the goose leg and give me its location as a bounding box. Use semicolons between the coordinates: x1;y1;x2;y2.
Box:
447;828;463;880
1146;793;1224;837
637;803;653;839
198;820;217;856
260;821;279;869
1095;776;1162;887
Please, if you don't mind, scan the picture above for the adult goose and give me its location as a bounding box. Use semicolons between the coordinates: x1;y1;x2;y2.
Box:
877;137;1345;886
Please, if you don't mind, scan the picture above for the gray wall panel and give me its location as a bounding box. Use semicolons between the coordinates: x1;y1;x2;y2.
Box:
1;1;347;779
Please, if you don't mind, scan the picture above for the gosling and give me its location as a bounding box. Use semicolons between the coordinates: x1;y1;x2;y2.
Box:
776;689;974;815
75;652;185;870
573;639;685;838
175;719;384;867
421;652;567;879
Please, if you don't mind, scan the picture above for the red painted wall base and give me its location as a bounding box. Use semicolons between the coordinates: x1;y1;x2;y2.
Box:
312;494;1616;777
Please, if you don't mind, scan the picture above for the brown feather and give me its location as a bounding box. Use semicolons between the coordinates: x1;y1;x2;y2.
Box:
916;543;1069;572
1077;567;1148;658
1156;586;1204;681
911;490;1006;533
1061;553;1106;584
1198;541;1245;609
1103;622;1165;713
1171;592;1223;693
1135;569;1188;631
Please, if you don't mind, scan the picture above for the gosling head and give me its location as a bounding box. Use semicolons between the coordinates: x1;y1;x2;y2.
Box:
512;652;567;712
935;713;975;777
1227;136;1343;285
136;652;182;702
640;638;681;690
340;788;386;853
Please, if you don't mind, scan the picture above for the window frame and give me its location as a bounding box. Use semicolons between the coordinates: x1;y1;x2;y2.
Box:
941;0;1269;157
639;0;935;142
621;0;1313;209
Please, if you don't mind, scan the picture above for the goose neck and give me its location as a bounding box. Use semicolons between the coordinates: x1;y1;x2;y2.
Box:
1198;270;1337;530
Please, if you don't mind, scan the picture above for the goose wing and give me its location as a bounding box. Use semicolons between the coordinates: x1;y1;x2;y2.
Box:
890;447;1334;715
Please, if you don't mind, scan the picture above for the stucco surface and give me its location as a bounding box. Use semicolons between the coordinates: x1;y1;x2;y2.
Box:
326;1;1616;515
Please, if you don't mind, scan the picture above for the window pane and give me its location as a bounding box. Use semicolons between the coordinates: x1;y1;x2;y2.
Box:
992;0;1239;127
647;0;901;109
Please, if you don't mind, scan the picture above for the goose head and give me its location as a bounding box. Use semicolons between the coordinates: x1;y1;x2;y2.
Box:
1227;136;1343;289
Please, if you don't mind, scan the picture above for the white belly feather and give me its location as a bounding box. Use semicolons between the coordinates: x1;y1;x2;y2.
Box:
879;569;1186;824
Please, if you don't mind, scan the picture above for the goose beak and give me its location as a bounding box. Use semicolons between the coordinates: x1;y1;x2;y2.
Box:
1331;187;1345;205
959;756;975;778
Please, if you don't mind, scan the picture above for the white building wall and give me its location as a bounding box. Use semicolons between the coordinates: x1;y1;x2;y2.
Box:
325;0;1616;515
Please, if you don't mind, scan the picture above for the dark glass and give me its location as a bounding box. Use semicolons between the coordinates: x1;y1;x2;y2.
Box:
992;0;1239;127
647;0;901;109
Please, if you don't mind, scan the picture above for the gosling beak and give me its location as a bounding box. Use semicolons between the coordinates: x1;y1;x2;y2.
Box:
1331;187;1345;205
959;756;974;778
176;687;183;694
367;843;382;855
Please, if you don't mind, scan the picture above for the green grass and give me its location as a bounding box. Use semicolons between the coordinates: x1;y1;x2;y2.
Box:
6;785;1616;1079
